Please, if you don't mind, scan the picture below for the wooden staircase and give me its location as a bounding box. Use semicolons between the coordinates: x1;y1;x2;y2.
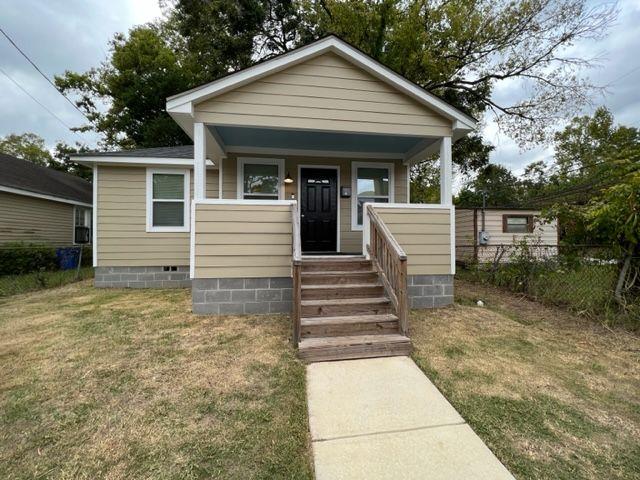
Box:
295;257;412;363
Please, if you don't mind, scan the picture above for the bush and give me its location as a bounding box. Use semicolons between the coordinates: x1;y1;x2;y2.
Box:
0;242;58;276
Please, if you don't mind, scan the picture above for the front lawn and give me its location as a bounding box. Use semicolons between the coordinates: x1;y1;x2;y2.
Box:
0;282;312;479
411;279;640;480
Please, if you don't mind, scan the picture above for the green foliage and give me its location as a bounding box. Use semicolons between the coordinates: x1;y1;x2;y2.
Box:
0;133;52;165
0;242;58;276
456;164;523;207
410;160;439;203
0;133;92;180
55;0;616;170
56;25;193;148
0;267;94;298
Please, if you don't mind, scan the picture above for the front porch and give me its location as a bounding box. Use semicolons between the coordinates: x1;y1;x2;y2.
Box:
165;35;475;360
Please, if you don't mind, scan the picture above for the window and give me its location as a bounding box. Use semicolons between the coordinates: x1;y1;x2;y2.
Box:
146;169;190;232
351;162;394;230
503;214;533;233
74;206;92;244
237;158;284;200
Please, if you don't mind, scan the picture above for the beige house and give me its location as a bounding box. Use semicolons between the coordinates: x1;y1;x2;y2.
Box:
0;153;92;246
73;36;476;361
455;207;558;264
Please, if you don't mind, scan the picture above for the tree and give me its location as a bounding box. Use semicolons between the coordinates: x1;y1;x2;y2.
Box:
410;160;440;203
56;25;194;149
57;0;616;167
456;164;523;207
0;132;91;180
0;133;52;166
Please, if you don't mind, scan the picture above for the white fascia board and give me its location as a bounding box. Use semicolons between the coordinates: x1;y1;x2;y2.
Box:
70;156;217;168
166;36;477;131
0;185;92;208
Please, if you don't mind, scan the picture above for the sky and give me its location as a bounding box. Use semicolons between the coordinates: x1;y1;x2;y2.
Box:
1;0;639;177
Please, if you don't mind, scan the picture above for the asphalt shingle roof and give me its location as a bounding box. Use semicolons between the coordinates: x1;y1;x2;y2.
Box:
0;153;92;204
74;145;194;159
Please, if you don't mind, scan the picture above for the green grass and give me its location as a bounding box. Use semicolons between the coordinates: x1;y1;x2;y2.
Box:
410;279;640;480
0;266;94;298
0;282;312;479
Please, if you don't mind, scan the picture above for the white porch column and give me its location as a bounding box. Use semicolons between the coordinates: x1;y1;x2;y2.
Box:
439;136;452;205
194;122;207;201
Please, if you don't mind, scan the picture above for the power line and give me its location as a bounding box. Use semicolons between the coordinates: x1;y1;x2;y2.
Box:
0;26;89;121
0;66;78;133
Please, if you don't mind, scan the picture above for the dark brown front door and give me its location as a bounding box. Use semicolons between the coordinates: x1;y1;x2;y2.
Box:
300;167;337;252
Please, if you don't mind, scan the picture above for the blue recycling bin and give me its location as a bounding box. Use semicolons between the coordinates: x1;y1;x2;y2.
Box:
56;247;80;270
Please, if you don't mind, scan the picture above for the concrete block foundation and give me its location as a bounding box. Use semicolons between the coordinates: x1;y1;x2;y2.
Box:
192;277;293;315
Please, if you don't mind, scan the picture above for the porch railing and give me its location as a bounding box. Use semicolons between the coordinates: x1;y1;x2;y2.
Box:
366;204;409;335
291;201;302;347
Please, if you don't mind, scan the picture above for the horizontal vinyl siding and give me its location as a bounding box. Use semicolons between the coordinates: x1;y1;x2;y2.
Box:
481;210;557;246
225;153;408;253
193;203;293;278
0;192;74;245
194;52;452;137
96;166;218;267
375;207;452;275
455;209;476;262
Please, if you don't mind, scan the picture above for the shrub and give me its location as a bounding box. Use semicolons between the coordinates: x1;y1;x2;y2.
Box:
0;242;58;276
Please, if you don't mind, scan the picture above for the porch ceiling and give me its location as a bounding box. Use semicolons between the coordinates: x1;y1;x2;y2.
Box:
210;125;437;157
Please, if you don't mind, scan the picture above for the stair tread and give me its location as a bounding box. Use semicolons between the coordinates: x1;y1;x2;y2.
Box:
301;297;390;306
301;313;398;326
299;333;410;349
301;283;381;290
302;270;376;276
302;256;366;262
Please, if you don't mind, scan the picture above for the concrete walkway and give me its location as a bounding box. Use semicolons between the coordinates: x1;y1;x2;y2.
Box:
307;356;514;480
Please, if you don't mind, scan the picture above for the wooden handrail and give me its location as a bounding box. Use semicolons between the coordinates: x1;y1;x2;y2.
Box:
366;204;409;336
291;202;302;347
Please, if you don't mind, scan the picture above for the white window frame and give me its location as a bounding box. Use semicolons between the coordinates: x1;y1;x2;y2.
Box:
351;161;395;231
73;206;92;245
237;157;285;200
146;168;191;233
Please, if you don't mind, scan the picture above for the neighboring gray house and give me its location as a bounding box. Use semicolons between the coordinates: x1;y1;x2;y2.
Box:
0;153;93;246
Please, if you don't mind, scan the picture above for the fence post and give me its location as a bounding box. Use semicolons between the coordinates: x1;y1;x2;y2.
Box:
76;245;83;280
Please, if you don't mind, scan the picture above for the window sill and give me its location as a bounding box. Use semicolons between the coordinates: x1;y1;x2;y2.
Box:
146;226;190;233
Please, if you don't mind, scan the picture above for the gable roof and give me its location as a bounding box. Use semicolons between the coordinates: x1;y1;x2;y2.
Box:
166;35;476;134
0;153;92;205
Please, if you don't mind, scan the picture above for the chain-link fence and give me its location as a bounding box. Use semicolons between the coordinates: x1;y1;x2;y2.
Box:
457;243;639;328
0;243;94;297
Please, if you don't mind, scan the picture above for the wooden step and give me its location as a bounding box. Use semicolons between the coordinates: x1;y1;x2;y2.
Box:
302;259;373;272
298;334;411;363
301;313;399;338
301;284;384;300
301;270;379;285
301;297;392;317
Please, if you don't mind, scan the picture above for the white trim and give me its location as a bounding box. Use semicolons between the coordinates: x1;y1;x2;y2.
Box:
218;156;224;199
406;164;411;204
450;204;456;275
70;156;216;168
194;199;295;206
145;168;191;233
92;166;98;267
297;165;341;253
367;202;450;209
351;161;395;231
439;137;453;206
194;122;206;200
0;185;92;208
166;36;476;130
190;200;196;279
236;157;285;200
226;145;404;160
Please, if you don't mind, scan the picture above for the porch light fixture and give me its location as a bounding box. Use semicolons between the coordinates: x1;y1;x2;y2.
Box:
284;172;294;184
